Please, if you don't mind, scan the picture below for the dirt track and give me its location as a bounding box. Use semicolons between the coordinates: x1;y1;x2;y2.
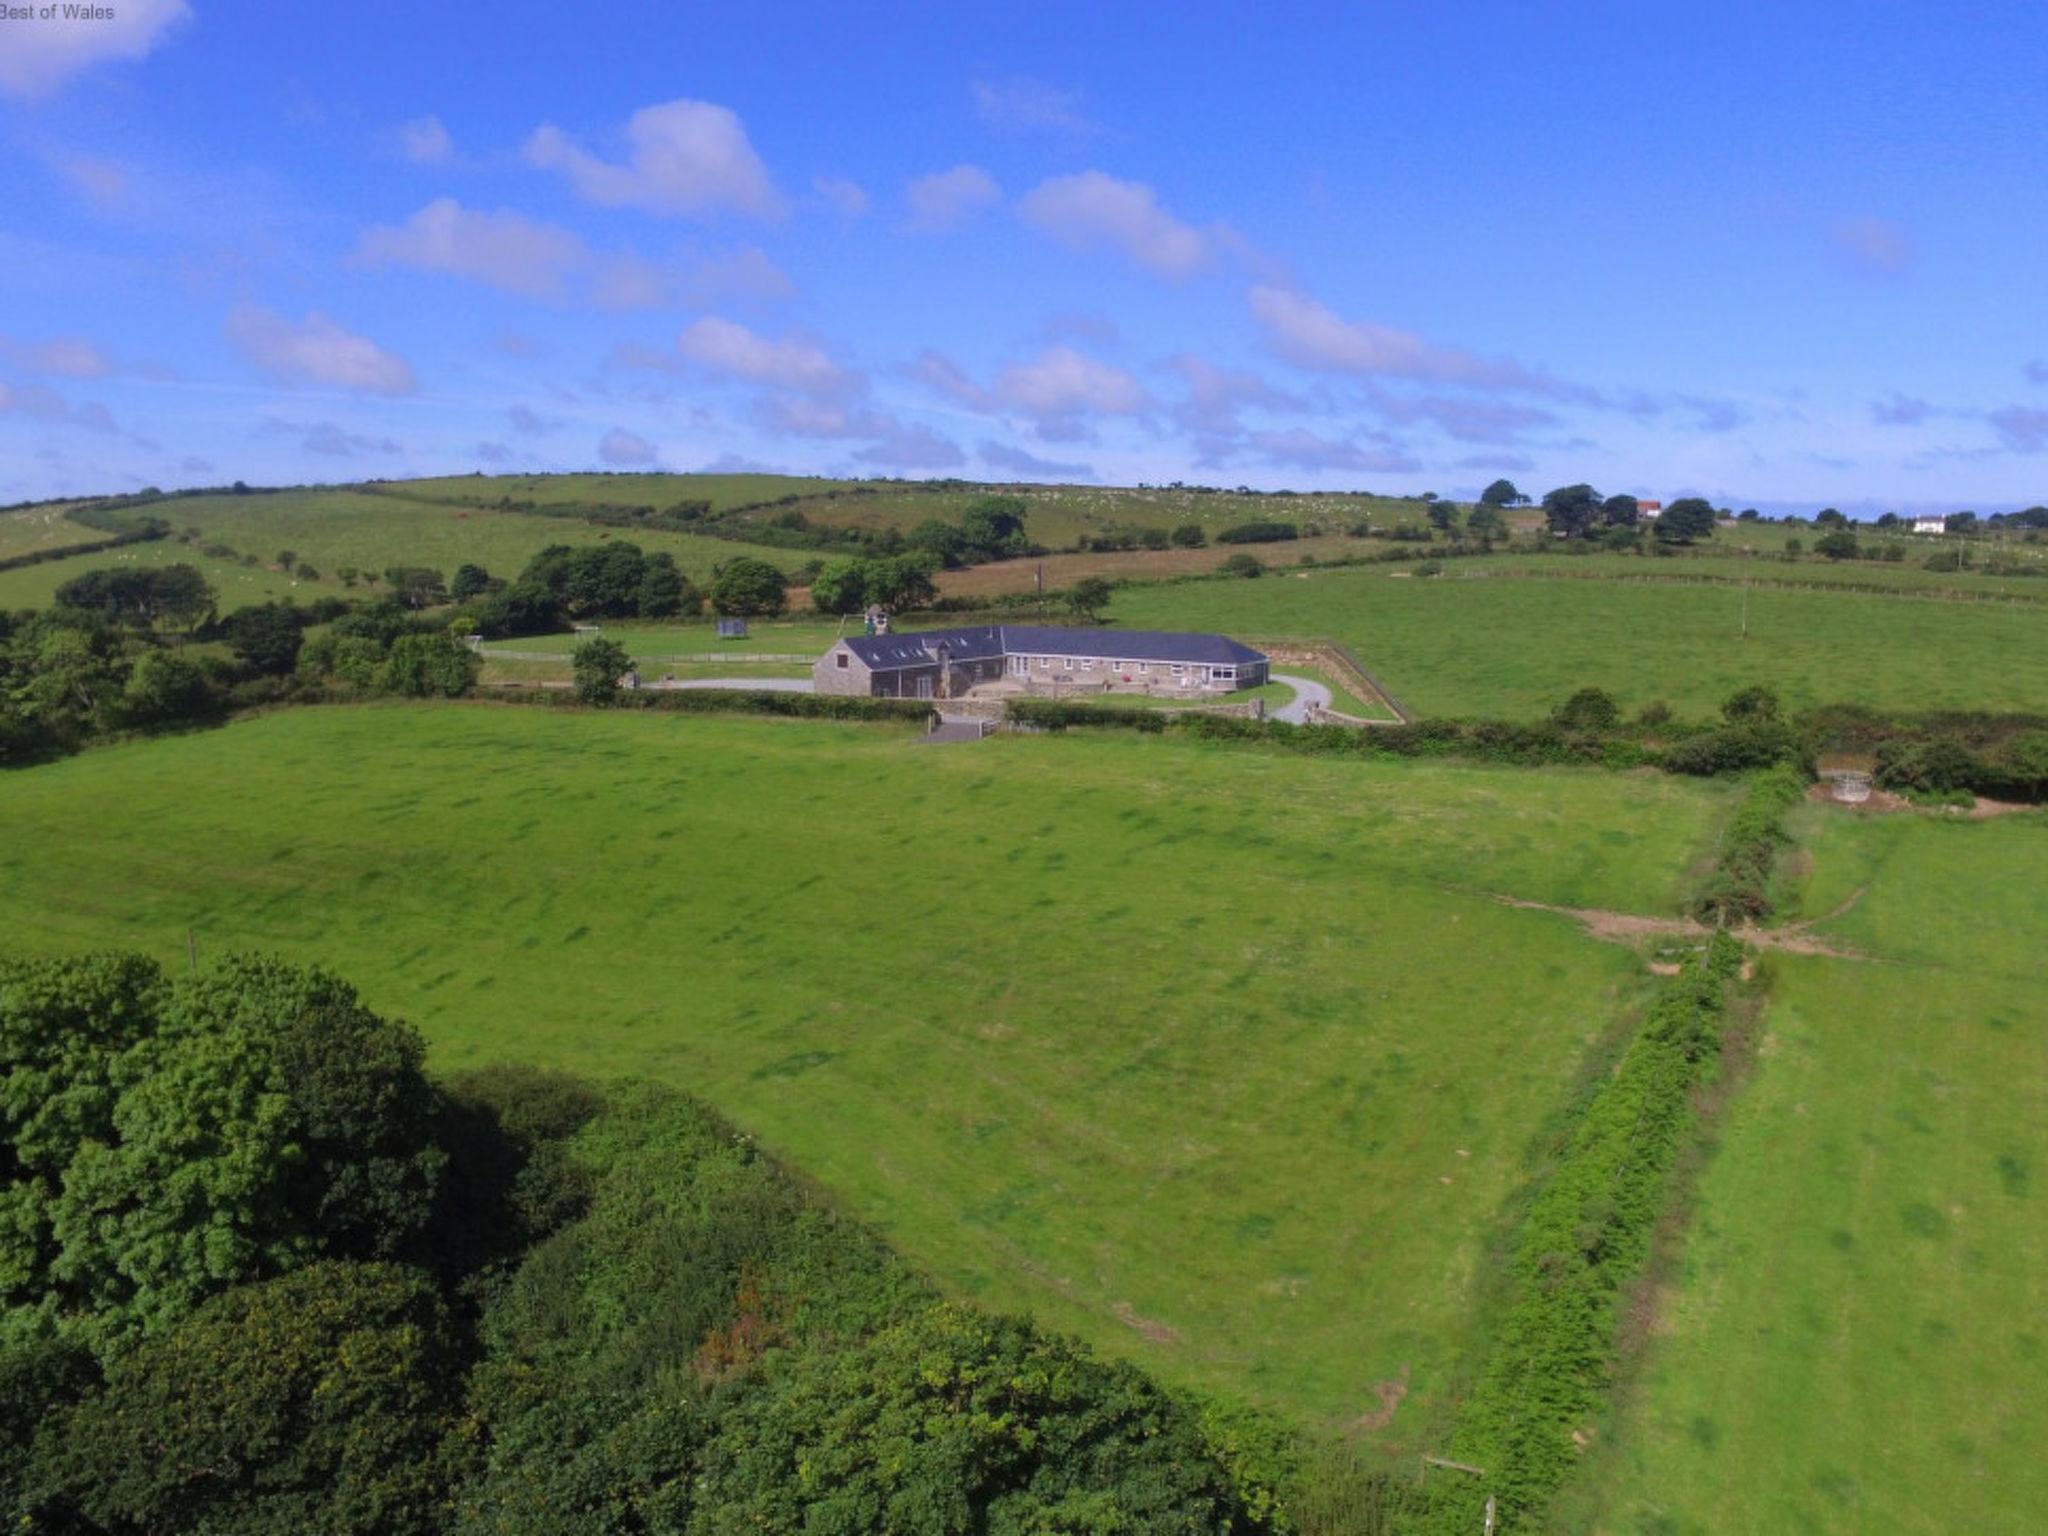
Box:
1488;893;1868;959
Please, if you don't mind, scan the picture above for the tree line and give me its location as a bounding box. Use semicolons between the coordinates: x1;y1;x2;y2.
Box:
1;951;1315;1534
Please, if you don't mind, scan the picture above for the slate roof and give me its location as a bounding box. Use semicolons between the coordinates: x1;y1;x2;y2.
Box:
838;625;1264;671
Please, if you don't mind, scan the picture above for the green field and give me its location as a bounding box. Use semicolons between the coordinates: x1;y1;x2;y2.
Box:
0;503;113;561
1569;808;2048;1533
0;705;1735;1433
1110;565;2048;718
478;618;850;658
0;532;320;612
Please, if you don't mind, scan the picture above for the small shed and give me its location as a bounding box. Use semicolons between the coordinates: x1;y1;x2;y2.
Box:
716;617;748;639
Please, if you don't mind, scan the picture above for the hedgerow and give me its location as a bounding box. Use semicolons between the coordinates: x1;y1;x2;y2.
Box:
1417;934;1746;1533
1690;763;1809;924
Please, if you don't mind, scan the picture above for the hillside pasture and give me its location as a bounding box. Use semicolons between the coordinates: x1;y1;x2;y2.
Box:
1109;564;2048;719
0;533;323;612
0;705;1734;1433
1569;809;2048;1534
0;504;115;561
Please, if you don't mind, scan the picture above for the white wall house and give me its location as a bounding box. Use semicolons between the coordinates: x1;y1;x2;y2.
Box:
1912;516;1947;534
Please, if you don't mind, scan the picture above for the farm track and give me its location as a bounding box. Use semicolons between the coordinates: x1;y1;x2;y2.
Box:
1486;892;1869;959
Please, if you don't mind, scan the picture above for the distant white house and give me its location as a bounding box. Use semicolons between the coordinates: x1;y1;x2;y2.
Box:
1637;499;1664;520
1912;516;1946;535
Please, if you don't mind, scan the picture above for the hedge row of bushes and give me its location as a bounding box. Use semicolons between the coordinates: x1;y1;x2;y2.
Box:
0;519;168;576
494;686;936;725
1690;763;1809;924
1421;934;1746;1533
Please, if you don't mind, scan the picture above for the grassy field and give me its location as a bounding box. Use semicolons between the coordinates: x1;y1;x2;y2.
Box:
0;705;1735;1433
0;533;319;612
478;618;848;659
0;504;114;561
1567;807;2048;1533
1110;565;2048;718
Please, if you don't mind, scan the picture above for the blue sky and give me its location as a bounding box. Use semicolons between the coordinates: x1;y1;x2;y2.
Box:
2;0;2044;511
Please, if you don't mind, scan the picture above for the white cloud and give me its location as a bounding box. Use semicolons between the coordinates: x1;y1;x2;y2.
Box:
677;316;856;396
979;441;1095;480
58;155;130;208
599;428;658;465
992;345;1146;423
971;76;1092;135
751;394;962;469
904;165;1000;232
355;199;587;297
524;99;784;218
680;245;794;306
397;115;456;165
0;380;120;433
0;0;188;100
1171;355;1301;435
1019;171;1215;277
1830;217;1912;279
913;344;1147;440
813;175;871;218
1247;428;1419;475
506;405;557;438
1988;406;2048;453
0;334;112;378
1248;284;1570;396
226;306;416;395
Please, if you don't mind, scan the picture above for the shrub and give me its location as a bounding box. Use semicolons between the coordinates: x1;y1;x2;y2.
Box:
28;1263;457;1536
1215;521;1300;544
1169;522;1207;548
1721;683;1781;723
1874;736;1982;795
1218;552;1265;579
571;637;633;706
1552;687;1621;733
1691;763;1808;924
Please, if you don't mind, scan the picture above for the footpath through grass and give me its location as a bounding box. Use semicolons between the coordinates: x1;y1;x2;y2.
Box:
1566;808;2048;1534
0;705;1733;1435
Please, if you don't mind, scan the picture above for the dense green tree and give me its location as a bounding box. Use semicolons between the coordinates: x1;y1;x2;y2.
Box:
1218;552;1264;578
1815;507;1847;527
955;496;1029;561
380;632;479;697
905;519;968;568
1466;504;1508;544
1065;576;1114;622
1540;484;1601;539
1600;494;1641;528
1656;496;1717;543
53;565;215;631
116;650;219;730
870;553;939;611
690;1304;1257;1534
1552;687;1621;732
28;1262;457;1536
634;554;692;619
1721;684;1781;723
1480;478;1528;507
223;602;304;675
2;615;127;749
709;558;788;617
1428;500;1461;534
1;953;444;1354
1814;529;1861;560
450;563;493;602
572;638;633;705
383;567;451;610
1945;511;1980;534
1169;521;1207;548
808;558;873;617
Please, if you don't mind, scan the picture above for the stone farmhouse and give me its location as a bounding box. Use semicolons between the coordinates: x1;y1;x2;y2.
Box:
814;625;1269;701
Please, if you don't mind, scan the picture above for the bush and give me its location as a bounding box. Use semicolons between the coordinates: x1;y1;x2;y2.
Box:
1218;552;1265;579
1215;521;1300;544
1691;763;1808;924
572;637;633;706
1721;683;1781;723
28;1262;457;1536
1169;522;1207;548
1874;736;1982;795
1552;687;1620;733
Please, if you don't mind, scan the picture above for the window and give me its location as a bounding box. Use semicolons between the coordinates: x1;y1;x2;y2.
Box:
835;652;849;669
1171;664;1184;676
1080;658;1094;670
1064;657;1074;671
1139;662;1149;674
